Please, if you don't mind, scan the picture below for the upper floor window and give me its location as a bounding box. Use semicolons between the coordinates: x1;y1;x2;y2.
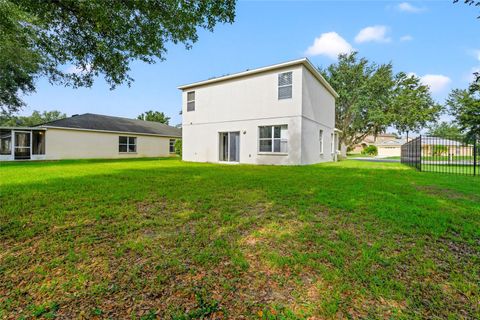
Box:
278;72;292;100
319;129;324;154
258;125;288;153
119;136;136;153
187;91;195;111
169;139;176;153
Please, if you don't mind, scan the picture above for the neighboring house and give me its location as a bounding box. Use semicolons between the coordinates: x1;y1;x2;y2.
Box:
352;133;406;157
178;58;340;165
0;113;181;161
421;136;473;157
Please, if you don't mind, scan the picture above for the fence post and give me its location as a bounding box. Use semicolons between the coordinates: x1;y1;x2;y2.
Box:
419;135;422;172
474;136;477;176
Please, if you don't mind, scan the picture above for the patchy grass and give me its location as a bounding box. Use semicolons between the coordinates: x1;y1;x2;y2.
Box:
0;158;479;319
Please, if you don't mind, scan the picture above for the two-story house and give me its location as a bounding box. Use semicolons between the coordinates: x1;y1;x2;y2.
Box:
178;58;339;165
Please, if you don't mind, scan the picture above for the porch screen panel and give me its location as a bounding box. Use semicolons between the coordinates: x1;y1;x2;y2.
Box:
0;130;11;155
32;131;45;155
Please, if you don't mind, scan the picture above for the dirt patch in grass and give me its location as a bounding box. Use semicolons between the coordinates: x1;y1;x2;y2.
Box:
437;236;480;262
416;185;479;201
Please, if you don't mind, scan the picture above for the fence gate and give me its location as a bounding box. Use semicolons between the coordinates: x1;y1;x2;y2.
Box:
401;135;479;176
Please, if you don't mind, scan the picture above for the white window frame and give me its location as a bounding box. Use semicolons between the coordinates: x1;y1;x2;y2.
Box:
187;91;195;112
258;125;288;154
278;72;292;100
319;129;324;154
169;139;176;153
119;136;137;153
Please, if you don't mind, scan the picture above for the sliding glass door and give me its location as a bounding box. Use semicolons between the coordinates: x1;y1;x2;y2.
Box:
14;131;31;160
219;132;240;162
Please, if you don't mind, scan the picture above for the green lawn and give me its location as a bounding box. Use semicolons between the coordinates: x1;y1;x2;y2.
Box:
1;159;479;319
422;155;474;161
421;164;478;175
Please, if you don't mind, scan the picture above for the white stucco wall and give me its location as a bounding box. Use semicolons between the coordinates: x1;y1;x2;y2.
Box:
182;65;303;125
300;66;336;164
182;117;302;165
181;63;336;165
300;118;335;164
182;65;304;165
44;128;176;160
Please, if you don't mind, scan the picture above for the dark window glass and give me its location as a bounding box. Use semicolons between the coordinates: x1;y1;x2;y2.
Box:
273;140;281;152
278;86;292;100
187;91;195;111
274;126;281;138
259;140;272;152
259;126;272;139
278;72;293;100
119;136;136;153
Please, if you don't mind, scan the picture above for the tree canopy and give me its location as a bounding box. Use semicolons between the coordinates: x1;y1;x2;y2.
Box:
427;122;465;140
319;52;441;147
0;110;66;127
319;53;393;147
0;0;236;113
453;0;480;19
137;111;170;125
390;72;442;140
446;87;480;139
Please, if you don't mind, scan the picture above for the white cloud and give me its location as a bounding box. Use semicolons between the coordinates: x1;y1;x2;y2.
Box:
354;26;391;44
419;74;451;93
397;2;425;13
400;35;413;42
305;32;353;59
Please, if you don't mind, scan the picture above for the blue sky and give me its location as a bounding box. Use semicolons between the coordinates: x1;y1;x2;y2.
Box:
23;1;479;126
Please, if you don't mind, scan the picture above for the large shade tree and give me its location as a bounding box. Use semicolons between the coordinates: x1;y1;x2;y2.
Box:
319;52;394;147
427;122;464;140
0;0;236;113
319;52;440;148
446;87;480;139
391;72;442;140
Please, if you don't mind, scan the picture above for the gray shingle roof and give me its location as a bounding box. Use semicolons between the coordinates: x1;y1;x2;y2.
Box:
39;113;181;137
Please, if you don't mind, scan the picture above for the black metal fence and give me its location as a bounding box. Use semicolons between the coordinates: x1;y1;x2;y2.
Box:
401;135;479;176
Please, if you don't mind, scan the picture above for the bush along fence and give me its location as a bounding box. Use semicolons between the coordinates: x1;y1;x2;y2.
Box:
401;135;479;176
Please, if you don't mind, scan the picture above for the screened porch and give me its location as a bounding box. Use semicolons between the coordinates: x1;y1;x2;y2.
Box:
0;128;46;161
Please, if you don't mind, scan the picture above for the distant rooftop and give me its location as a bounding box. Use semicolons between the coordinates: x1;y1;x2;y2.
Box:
177;58;339;98
40;113;181;137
